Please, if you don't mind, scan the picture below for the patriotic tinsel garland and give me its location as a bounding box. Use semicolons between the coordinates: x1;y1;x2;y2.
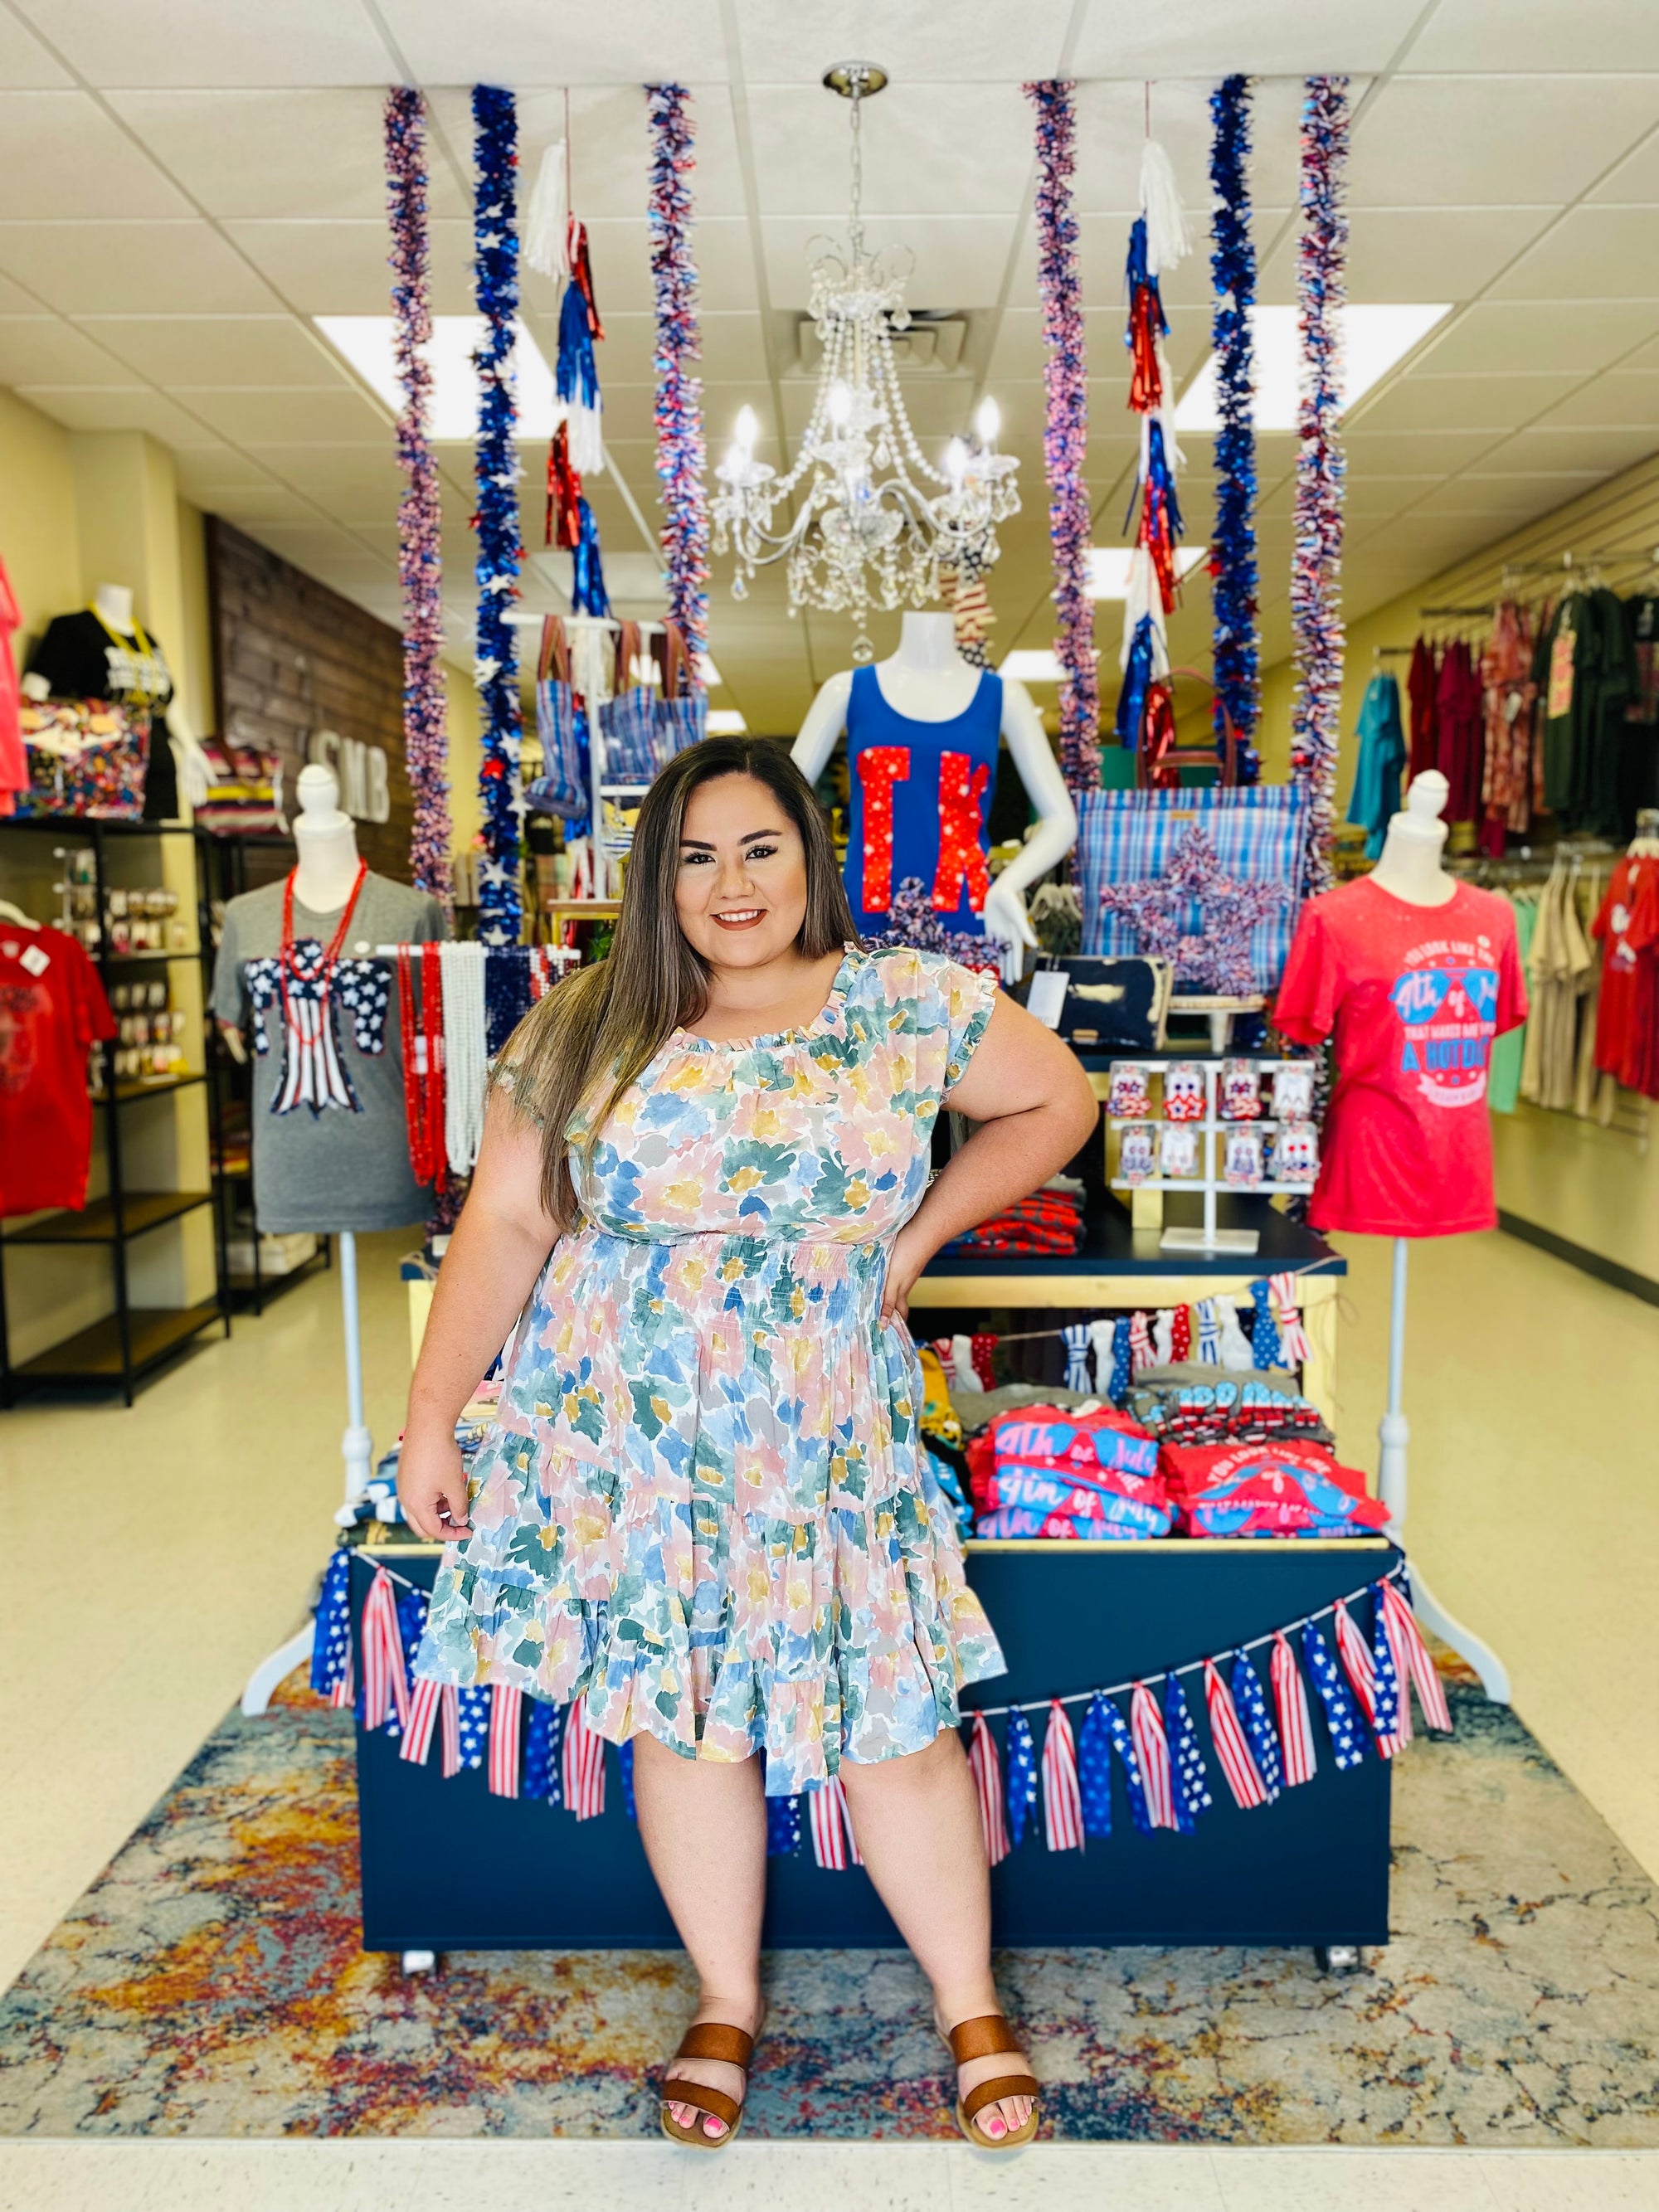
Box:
471;85;526;948
646;84;709;670
314;1552;1448;1864
385;89;451;911
1289;76;1350;899
1024;81;1098;795
1208;75;1261;785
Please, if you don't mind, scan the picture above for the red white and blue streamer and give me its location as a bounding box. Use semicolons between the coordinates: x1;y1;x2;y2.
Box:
471;85;525;948
971;1711;1011;1867
646;84;709;671
1040;1699;1084;1850
1207;75;1261;783
384;88;451;911
1024;80;1098;795
1290;76;1350;898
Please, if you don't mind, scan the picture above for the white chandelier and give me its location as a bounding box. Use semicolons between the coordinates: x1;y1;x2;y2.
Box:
711;61;1019;659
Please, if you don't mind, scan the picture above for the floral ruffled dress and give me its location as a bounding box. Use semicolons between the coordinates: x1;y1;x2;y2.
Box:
414;943;1005;1795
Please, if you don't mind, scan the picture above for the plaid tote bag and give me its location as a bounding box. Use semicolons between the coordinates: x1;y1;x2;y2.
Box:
653;620;706;761
596;621;659;785
1076;785;1311;994
526;616;586;818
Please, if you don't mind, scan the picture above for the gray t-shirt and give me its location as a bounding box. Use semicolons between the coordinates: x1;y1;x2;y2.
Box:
213;874;446;1234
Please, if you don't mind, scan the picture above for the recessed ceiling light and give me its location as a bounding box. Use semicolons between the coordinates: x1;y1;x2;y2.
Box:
999;649;1101;685
315;315;560;440
1087;546;1208;599
706;708;747;734
1174;304;1452;434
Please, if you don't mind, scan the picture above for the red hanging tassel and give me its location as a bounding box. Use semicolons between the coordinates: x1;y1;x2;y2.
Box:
1040;1701;1084;1851
809;1776;864;1869
359;1566;411;1733
1204;1658;1269;1809
562;1699;608;1818
969;1713;1010;1867
568;216;605;342
1379;1579;1453;1735
1271;1631;1318;1787
487;1682;523;1797
1127;288;1164;412
546;420;583;550
1130;1681;1175;1830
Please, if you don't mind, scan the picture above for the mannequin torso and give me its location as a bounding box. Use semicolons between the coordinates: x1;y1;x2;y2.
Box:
792;612;1078;978
92;582;135;637
290;762;366;915
1369;771;1457;907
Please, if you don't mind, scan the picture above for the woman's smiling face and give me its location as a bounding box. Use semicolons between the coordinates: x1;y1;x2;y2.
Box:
674;771;810;969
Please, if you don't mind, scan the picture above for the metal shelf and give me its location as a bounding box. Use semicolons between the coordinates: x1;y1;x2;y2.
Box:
8;1299;223;1388
2;1190;213;1245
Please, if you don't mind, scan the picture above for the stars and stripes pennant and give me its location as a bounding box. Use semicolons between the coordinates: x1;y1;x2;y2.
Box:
969;1713;1011;1866
562;1697;607;1819
1041;1700;1084;1852
1100;1693;1155;1835
1127;1310;1155;1376
1131;1680;1176;1830
1195;1298;1223;1364
766;1792;802;1857
401;1675;444;1767
1005;1709;1039;1849
1164;1673;1212;1831
1229;1650;1283;1801
1204;1658;1269;1809
1248;1279;1282;1369
523;1697;563;1803
1108;1317;1132;1401
1268;1272;1311;1365
310;1547;353;1704
1063;1324;1092;1393
360;1567;411;1737
486;1682;523;1796
1301;1619;1367;1770
1272;1631;1318;1787
1078;1694;1115;1838
456;1685;491;1771
1379;1576;1452;1734
396;1587;429;1701
618;1739;637;1821
1332;1598;1403;1758
439;1685;461;1777
1367;1592;1407;1757
808;1776;863;1869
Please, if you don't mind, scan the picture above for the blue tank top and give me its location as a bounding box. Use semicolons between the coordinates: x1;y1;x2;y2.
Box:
843;663;1003;932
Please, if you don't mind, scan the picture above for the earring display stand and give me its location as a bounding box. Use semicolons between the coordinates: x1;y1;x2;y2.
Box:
1105;1058;1316;1257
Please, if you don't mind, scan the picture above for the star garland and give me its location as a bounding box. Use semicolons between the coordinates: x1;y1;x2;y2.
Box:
1097;823;1287;999
1290;76;1350;899
1024;80;1098;795
471;84;525;949
1208;75;1261;785
385;89;451;912
646;84;709;671
873;877;1003;973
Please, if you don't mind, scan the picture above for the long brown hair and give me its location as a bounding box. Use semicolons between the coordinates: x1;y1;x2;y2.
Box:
499;736;860;1228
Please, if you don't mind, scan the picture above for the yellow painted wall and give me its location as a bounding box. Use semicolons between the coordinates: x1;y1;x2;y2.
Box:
0;388;81;662
1258;449;1659;795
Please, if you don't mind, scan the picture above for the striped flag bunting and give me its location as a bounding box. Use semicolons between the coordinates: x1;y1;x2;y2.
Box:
1041;1700;1084;1851
1204;1658;1269;1809
1131;1681;1176;1830
324;1553;1447;1855
617;1739;636;1821
1272;1630;1318;1787
970;1712;1012;1865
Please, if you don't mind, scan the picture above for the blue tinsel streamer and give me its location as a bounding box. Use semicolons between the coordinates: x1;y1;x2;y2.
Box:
1209;75;1262;783
1115;615;1158;747
556;274;600;412
471;85;525;949
571;493;611;620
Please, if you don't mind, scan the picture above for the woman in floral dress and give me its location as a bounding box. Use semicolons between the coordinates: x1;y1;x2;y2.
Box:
401;737;1097;2148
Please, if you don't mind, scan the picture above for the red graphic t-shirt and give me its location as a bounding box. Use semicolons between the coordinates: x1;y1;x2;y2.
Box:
1591;854;1659;1096
0;925;115;1217
1273;878;1527;1237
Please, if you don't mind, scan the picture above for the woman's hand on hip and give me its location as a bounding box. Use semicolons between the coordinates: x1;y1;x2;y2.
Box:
880;1222;934;1327
398;1426;473;1541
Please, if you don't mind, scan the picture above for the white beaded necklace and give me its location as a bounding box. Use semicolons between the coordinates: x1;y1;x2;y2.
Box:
440;941;488;1173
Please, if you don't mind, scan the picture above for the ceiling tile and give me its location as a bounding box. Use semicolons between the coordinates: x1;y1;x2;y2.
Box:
1073;77;1309;215
210;485;331;527
1486;207;1659;300
1344;428;1510;474
1070;0;1423;75
425;85;746;222
0;316;139;386
733;0;1073;81
378;0;723;85
173;445;281;495
1404;474;1599;519
178;387;391;444
12;384;219;443
1589;129;1659;204
236;522;385;571
1467;425;1659;474
0;223;276;315
1540;370;1659;426
582;218;757;314
79;316;352;388
1417;299;1659;373
242;441;406;490
16;0;392;85
1350;371;1583;434
220;220;476;317
1343;478;1446;521
0;11;71;86
748;83;1030;216
107;90;468;223
1351;76;1659;207
1258;207;1555;307
1408;0;1659;71
0;93;193;221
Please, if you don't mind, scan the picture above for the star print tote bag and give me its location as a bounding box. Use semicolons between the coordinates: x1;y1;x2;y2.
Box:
1076;785;1311;994
526;616;586;819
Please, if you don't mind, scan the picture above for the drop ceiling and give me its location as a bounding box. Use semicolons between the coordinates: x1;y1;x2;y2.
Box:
1;0;1657;739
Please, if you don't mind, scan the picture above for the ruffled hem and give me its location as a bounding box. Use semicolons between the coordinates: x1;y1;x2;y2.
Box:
414;1449;1005;1798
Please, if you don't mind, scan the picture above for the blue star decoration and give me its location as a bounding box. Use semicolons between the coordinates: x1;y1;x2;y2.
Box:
456;1685;492;1769
1098;824;1287;998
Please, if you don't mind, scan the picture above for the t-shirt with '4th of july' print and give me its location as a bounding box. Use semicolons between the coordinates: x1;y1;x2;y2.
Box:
1272;877;1527;1238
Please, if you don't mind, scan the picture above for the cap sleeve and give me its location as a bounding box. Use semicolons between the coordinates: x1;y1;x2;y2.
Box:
1272;902;1340;1048
941;957;1000;1091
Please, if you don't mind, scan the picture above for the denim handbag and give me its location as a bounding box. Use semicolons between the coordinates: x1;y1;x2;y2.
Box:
596;621;659;785
525;617;586;818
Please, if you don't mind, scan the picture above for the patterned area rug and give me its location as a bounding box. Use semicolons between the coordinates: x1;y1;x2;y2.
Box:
2;1673;1656;2144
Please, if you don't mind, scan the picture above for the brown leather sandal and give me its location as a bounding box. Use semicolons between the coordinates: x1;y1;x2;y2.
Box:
659;2020;757;2150
943;2013;1041;2148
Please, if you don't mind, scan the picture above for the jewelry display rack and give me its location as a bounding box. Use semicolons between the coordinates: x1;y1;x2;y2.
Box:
1104;1056;1315;1257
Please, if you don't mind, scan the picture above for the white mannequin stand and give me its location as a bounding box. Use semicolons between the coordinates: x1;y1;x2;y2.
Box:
1369;771;1511;1703
236;766;378;1718
791;612;1078;985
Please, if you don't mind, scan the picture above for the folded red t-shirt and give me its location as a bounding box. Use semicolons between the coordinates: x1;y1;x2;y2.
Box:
1160;1438;1389;1538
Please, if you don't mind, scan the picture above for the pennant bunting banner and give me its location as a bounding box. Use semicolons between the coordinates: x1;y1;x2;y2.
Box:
1041;1699;1084;1852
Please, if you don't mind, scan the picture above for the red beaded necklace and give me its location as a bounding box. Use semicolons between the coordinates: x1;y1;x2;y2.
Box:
277;858;367;1034
397;941;446;1187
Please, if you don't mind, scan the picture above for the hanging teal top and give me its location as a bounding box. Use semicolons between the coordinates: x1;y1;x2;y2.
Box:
1346;673;1408;859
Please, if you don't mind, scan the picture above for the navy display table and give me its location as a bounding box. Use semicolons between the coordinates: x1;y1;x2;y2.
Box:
353;1539;1396;1957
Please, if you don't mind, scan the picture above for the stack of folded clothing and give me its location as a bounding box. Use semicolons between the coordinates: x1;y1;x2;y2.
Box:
970;1403;1173;1540
944;1176;1086;1257
1160;1438;1390;1538
1127;1364;1333;1446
